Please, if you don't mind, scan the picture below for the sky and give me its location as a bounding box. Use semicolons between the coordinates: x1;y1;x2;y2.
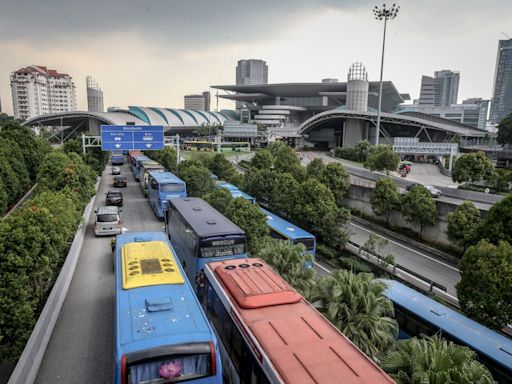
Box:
0;0;511;115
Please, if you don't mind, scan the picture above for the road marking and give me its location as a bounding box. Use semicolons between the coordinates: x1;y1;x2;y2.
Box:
349;222;460;273
314;261;333;274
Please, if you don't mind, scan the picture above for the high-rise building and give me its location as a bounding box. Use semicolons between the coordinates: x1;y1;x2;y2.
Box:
184;91;210;111
236;59;268;85
490;38;512;124
86;75;104;113
10;65;76;120
418;70;460;107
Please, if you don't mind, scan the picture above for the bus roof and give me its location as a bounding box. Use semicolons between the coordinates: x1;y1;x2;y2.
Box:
216;181;256;203
260;208;315;241
115;232;214;352
121;240;184;289
134;155;150;162
149;171;185;185
207;258;395;384
381;279;512;371
169;198;245;239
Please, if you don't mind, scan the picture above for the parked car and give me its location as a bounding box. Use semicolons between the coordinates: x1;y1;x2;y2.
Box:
94;206;122;236
111;166;121;175
424;185;442;198
113;175;127;187
406;183;418;191
106;190;123;206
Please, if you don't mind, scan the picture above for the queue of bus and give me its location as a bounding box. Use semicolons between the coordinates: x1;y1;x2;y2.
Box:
113;150;396;384
114;150;512;384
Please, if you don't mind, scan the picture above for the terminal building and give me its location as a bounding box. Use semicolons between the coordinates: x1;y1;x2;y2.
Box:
213;63;487;149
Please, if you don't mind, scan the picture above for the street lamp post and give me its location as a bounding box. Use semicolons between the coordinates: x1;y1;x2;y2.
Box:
373;3;399;146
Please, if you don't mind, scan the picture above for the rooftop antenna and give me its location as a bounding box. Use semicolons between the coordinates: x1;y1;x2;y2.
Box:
502;32;511;39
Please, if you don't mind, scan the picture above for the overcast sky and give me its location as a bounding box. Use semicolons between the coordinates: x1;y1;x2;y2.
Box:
1;0;511;115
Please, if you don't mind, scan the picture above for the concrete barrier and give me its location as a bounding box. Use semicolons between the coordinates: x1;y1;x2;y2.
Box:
7;181;100;384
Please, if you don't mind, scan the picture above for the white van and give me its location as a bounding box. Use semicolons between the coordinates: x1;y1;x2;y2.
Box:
94;206;122;236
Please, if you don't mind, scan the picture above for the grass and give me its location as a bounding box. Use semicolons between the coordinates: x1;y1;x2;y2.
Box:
181;150;253;161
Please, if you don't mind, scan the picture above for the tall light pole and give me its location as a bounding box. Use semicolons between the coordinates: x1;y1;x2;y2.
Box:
373;3;399;146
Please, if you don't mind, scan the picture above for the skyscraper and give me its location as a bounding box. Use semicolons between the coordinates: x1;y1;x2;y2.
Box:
184;91;210;111
86;76;104;113
418;70;460;107
236;59;268;85
10;65;77;120
490;38;512;124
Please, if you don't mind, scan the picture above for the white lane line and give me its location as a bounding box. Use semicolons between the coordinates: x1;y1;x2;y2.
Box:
349;222;460;273
314;261;333;274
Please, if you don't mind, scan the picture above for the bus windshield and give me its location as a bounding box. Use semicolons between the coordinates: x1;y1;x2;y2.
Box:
160;183;185;193
127;353;211;383
294;238;315;251
199;238;246;258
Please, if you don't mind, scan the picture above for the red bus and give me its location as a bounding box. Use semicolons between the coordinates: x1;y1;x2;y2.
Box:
201;258;395;384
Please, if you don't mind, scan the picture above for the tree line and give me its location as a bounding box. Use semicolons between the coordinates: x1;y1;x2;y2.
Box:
0;123;105;361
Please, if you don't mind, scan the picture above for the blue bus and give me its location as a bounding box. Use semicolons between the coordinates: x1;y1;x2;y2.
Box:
111;152;125;165
260;208;316;267
381;279;512;383
132;155;151;180
165;198;248;292
147;171;187;218
113;231;222;384
215;181;256;204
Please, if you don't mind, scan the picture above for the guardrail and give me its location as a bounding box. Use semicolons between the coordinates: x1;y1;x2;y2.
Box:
7;180;100;384
345;241;458;307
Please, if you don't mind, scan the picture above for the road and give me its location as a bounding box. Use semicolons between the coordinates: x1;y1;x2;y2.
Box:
36;162;163;383
301;151;500;209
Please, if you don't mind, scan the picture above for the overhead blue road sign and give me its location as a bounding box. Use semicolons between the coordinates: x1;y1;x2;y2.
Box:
101;125;164;151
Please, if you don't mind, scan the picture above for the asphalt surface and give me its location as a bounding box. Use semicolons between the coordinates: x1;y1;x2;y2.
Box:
36;162;164;384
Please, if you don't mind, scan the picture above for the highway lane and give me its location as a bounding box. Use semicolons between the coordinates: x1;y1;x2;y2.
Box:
346;221;460;296
36;162;163;384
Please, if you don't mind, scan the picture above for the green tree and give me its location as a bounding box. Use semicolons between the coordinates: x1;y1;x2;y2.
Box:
256;239;316;300
497;112;512;145
0;177;8;214
311;271;398;357
318;162;350;207
267;141;286;157
147;146;178;173
476;194;512;245
274;145;306;180
306;158;325;178
452;151;497;184
63;137;108;176
225;198;269;252
243;168;277;204
251;149;274;170
204;188;233;215
447;201;482;254
209;153;237;181
0;121;51;180
381;334;495;384
354;140;373;162
364;145;400;175
269;172;299;217
371;177;400;225
292;178;350;250
0;136;31;193
176;162;215;198
37;152;96;203
456;239;512;330
401;185;437;240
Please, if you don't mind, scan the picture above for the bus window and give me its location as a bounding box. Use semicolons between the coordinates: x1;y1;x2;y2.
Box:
161;183;186;193
127;353;212;383
269;229;287;241
199;239;246;258
293;238;315;251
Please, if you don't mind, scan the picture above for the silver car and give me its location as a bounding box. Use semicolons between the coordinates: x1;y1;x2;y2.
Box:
424;185;442;198
94;206;122;236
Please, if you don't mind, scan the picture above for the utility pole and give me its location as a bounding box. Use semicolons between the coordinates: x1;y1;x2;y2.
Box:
373;3;400;145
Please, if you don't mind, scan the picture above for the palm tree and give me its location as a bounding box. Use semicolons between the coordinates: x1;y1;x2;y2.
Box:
256;239;316;300
310;270;398;357
381;334;495;384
